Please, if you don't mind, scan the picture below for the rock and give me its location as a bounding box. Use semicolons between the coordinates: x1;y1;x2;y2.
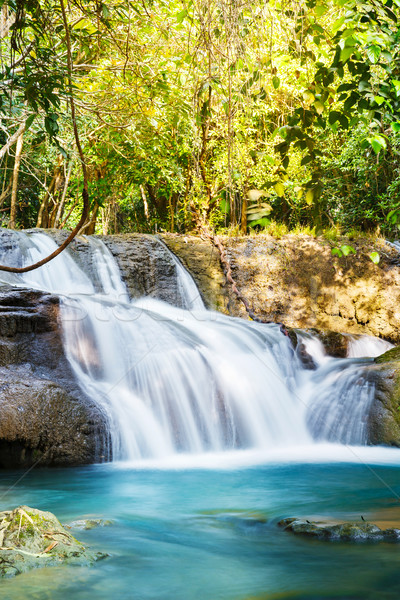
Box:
160;234;229;311
278;518;400;542
0;287;109;468
310;329;350;358
163;233;400;343
362;347;400;447
43;230;204;308
100;234;187;305
0;506;107;578
68;518;114;530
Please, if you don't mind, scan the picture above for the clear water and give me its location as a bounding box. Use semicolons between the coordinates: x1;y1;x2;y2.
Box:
1;453;400;599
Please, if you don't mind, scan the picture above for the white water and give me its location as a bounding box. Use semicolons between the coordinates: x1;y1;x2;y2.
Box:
0;230;393;461
156;238;205;311
347;334;393;358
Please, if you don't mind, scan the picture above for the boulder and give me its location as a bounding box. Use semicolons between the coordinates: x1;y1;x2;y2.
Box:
0;506;107;578
43;230;202;308
365;347;400;447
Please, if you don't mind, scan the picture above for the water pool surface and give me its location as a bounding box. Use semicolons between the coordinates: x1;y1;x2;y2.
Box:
1;449;400;599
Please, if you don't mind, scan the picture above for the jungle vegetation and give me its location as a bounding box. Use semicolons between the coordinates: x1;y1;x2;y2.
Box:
1;0;400;239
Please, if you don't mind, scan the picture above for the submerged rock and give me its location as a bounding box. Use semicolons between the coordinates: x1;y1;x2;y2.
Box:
68;518;115;530
278;518;400;542
0;506;107;578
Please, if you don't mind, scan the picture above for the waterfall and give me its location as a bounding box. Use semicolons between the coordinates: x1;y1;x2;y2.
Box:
0;230;390;461
347;335;393;358
155;238;206;311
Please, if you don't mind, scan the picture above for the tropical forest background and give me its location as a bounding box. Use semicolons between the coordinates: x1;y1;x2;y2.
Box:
1;0;400;241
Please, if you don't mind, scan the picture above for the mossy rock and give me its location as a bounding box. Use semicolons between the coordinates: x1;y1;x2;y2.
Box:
278;518;400;542
375;345;400;364
0;506;107;578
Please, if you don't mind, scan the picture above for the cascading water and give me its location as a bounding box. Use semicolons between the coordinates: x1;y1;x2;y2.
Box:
0;230;390;461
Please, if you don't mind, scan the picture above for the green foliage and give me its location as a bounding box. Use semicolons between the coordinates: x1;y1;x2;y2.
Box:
1;0;400;237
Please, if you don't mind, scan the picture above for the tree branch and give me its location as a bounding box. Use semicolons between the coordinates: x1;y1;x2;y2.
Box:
0;0;89;274
0;121;26;162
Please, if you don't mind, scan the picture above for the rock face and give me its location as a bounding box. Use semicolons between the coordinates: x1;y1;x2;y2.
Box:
0;287;109;468
366;347;400;447
44;230;204;307
43;230;400;342
0;506;106;578
278;517;400;542
162;233;400;343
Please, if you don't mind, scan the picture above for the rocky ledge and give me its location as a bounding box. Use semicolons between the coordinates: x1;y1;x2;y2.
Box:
162;233;400;343
0;286;109;468
0;506;107;578
278;517;400;543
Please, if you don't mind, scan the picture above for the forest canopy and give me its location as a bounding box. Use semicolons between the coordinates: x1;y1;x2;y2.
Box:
0;0;400;237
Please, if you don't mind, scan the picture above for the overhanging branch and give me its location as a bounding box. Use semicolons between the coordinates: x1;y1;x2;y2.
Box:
0;0;89;274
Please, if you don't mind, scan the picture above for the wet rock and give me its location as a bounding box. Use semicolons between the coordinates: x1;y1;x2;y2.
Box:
161;234;229;311
278;518;400;542
0;506;107;578
0;286;109;468
68;519;114;530
44;230;200;308
310;329;349;358
363;347;400;447
42;230;400;342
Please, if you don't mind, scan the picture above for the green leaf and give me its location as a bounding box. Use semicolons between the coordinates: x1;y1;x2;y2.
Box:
331;248;343;257
301;155;313;166
374;96;386;106
366;45;381;64
314;100;324;115
219;198;230;214
315;4;328;16
305;189;314;205
340;47;354;63
272;76;280;90
248;217;270;228
391;122;400;132
25;114;36;130
392;80;400;96
303;90;315;104
387;208;400;224
176;9;188;23
369;252;380;264
340;244;356;256
367;135;387;154
274;182;285;197
328;111;341;125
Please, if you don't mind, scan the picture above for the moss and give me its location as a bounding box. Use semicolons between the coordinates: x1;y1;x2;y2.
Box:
375;346;400;364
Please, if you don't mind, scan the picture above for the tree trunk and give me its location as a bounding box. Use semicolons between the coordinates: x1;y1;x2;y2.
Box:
240;191;247;234
36;157;63;228
54;160;73;228
9;130;24;229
